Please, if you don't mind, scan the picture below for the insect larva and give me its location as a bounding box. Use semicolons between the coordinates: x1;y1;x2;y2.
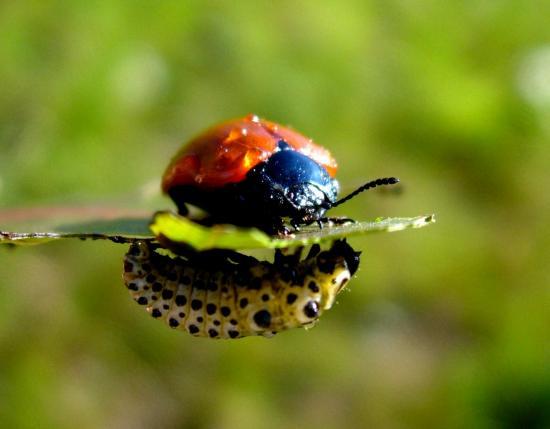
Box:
123;240;360;339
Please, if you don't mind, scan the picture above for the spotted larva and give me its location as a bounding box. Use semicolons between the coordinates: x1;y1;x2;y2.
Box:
123;240;360;339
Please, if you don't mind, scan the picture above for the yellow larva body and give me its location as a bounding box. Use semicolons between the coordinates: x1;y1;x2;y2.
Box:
123;241;360;339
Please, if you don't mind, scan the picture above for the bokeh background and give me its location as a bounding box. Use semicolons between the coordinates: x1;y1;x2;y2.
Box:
1;1;549;428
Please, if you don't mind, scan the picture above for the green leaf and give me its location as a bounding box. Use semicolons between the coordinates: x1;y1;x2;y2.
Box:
0;206;152;245
1;206;435;248
150;211;436;251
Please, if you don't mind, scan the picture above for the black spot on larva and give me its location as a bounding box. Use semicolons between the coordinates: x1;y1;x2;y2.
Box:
221;307;231;317
163;304;169;310
143;286;149;291
169;318;179;328
188;325;199;334
208;329;218;338
230;319;238;325
286;293;298;304
228;330;239;338
142;263;152;272
137;297;148;305
308;281;320;293
151;309;162;318
213;320;221;326
152;282;163;292
181;275;191;285
261;294;269;302
206;303;217;315
179;312;185;318
146;274;156;283
221;286;229;294
239;298;248;309
151;296;158;301
175;295;187;306
253;310;272;328
194;280;206;290
303;301;319;319
127;282;138;291
162;289;173;300
197;317;203;323
191;299;203;311
167;271;178;281
124;261;134;272
207;282;218;292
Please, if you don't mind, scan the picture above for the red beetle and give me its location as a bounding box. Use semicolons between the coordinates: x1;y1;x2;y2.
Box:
162;114;398;234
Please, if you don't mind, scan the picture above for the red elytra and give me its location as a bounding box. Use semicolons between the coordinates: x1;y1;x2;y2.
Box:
161;114;338;191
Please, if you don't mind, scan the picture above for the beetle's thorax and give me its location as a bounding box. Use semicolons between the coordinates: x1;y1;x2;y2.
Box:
244;148;339;219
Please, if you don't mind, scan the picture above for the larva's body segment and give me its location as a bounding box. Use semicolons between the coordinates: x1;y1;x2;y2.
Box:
123;240;360;339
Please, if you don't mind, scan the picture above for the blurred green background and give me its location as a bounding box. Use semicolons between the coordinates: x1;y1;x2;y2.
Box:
1;1;549;428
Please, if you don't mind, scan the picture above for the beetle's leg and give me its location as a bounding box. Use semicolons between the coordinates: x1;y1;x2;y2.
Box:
279;225;292;236
265;217;292;237
319;216;357;226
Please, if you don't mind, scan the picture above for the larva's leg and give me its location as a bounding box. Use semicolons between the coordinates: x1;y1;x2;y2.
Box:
306;244;321;260
274;246;304;267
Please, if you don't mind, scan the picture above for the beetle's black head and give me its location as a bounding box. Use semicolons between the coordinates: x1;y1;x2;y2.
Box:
247;142;339;223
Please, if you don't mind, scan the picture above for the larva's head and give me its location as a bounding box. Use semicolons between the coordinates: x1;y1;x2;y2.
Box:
314;240;361;311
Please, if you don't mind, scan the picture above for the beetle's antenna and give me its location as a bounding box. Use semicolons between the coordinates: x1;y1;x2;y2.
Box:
332;177;400;207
